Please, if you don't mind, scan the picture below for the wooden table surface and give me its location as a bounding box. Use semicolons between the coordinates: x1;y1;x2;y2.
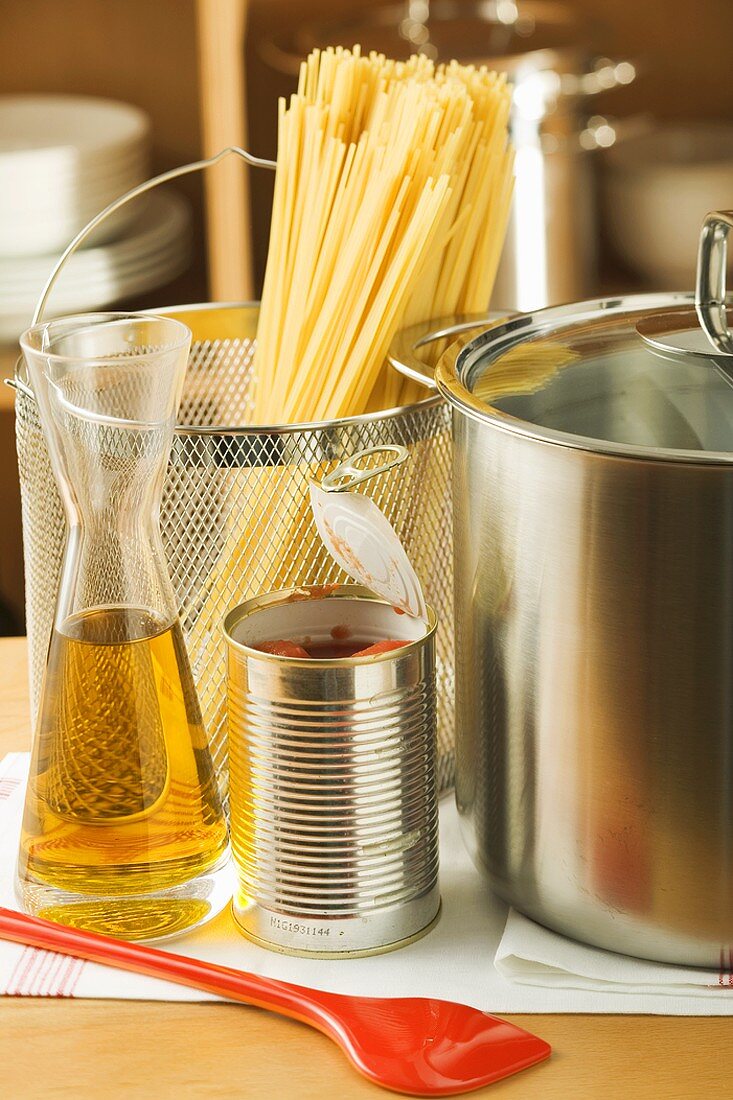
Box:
0;637;730;1099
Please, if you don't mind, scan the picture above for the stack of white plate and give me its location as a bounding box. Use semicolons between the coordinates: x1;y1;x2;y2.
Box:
0;95;191;341
0;191;191;340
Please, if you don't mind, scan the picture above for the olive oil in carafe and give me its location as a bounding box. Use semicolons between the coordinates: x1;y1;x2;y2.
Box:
17;607;229;940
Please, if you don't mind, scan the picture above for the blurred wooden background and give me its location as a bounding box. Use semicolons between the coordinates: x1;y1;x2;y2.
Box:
3;0;732;302
245;0;733;286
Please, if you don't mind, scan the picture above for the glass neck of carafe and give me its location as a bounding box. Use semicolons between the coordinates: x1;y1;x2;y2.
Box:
53;410;178;630
20;314;191;635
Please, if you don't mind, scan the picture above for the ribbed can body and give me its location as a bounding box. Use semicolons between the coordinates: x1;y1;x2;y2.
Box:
225;585;440;956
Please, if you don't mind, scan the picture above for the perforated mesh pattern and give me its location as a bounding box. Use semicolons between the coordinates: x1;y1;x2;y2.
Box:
16;315;456;795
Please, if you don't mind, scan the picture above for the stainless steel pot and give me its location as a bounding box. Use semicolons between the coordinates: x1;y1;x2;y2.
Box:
422;215;733;966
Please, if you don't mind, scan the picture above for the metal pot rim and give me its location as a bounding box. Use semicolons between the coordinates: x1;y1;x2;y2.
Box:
438;290;733;466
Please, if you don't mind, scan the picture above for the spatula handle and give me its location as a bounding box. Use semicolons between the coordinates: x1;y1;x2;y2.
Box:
0;906;337;1034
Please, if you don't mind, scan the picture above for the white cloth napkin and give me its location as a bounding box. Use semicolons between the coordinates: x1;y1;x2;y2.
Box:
2;751;732;1013
496;910;733;998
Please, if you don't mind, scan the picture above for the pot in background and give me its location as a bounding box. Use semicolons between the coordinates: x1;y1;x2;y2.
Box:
261;0;636;310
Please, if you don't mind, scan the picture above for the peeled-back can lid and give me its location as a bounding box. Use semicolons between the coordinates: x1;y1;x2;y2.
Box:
310;480;428;622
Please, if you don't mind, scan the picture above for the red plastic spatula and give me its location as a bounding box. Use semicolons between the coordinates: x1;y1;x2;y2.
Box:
0;906;550;1095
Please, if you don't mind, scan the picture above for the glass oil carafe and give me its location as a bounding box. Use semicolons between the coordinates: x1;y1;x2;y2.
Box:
17;313;229;941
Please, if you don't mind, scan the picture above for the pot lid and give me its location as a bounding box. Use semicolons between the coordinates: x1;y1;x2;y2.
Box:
441;292;733;463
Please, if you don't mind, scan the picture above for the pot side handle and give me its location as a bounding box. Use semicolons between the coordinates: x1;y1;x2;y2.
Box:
387;313;508;391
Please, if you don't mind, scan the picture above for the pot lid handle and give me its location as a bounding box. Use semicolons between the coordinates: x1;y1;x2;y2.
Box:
636;210;733;367
696;209;733;355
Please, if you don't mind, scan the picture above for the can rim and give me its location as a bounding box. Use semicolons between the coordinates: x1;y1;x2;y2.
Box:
223;583;437;665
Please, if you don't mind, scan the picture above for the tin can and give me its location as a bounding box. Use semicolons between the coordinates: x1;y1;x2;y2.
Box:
224;583;440;957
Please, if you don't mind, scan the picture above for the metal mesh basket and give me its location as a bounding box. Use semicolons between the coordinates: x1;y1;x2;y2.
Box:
15;302;457;795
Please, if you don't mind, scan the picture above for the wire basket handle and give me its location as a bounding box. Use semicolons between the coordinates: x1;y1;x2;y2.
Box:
32;146;276;326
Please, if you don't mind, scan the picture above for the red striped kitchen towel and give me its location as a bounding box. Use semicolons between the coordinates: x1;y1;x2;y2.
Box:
1;751;733;1014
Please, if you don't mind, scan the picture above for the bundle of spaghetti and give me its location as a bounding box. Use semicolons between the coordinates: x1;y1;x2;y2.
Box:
188;49;513;777
254;46;514;423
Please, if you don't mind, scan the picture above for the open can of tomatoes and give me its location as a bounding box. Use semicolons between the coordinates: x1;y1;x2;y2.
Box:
223;447;440;956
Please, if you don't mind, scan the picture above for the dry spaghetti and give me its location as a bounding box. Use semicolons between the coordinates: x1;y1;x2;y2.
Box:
254;46;514;422
188;48;514;769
